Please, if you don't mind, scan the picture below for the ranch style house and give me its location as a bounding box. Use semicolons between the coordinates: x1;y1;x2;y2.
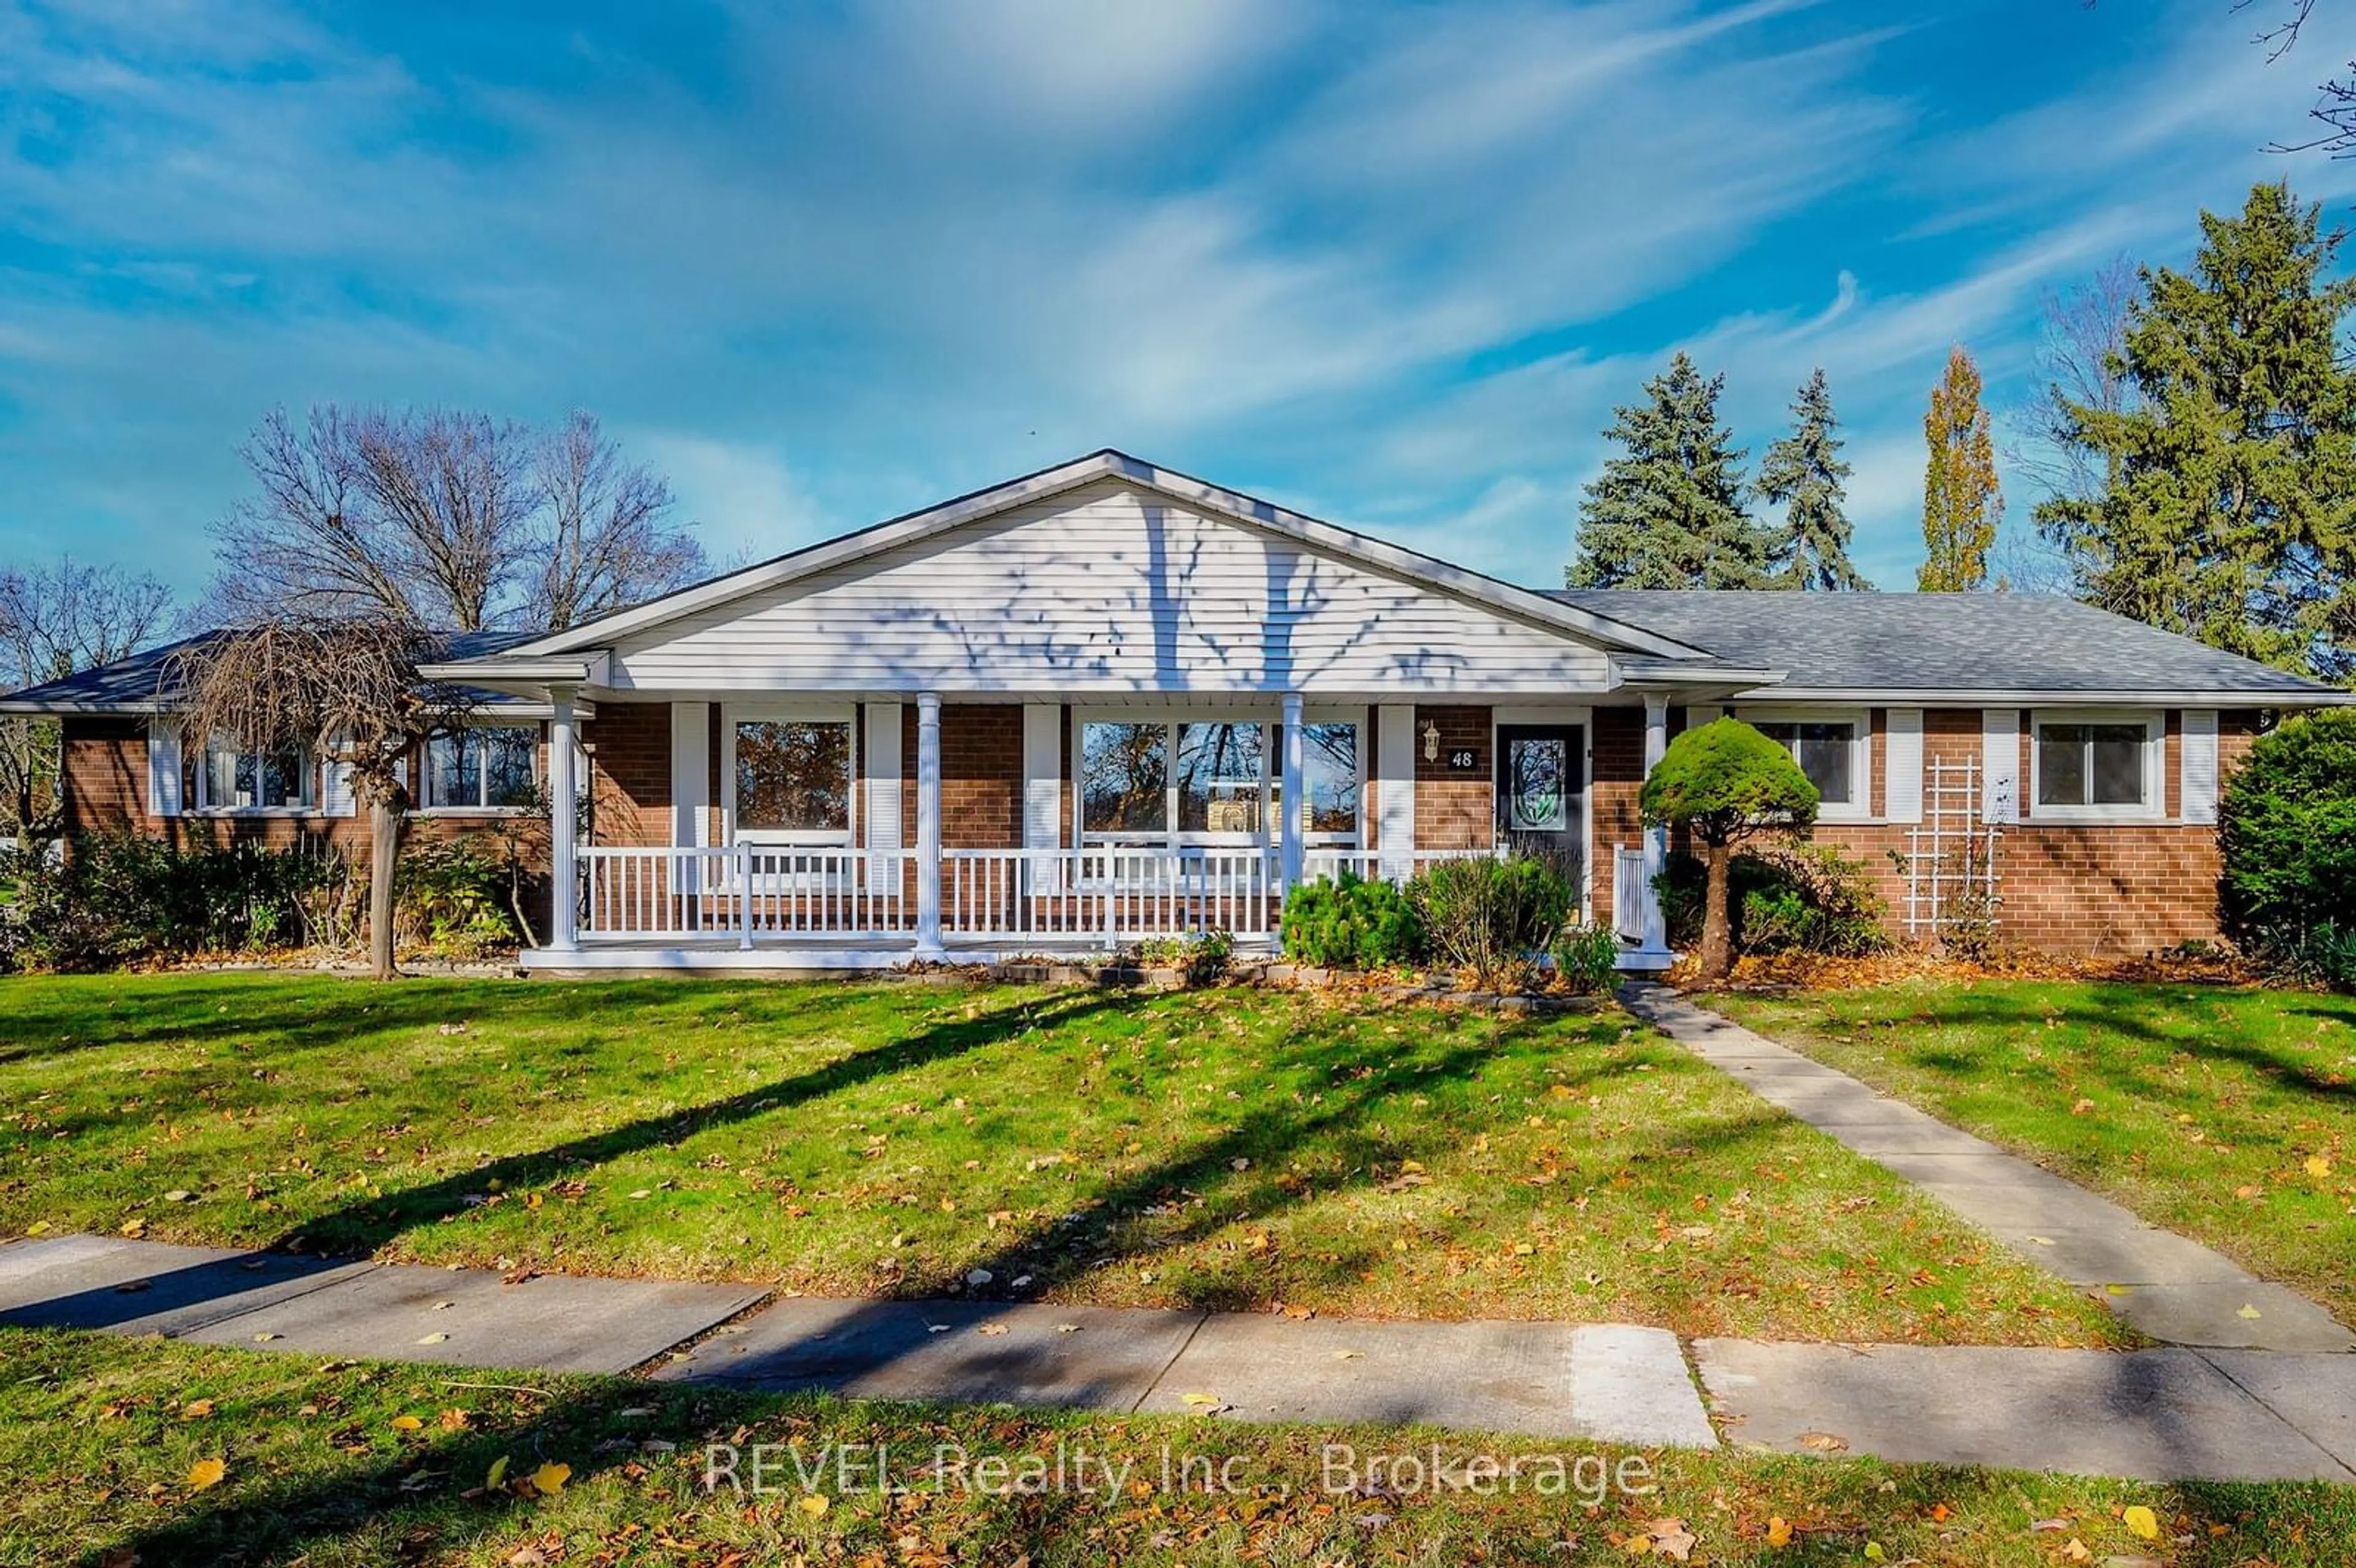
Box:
5;450;2349;972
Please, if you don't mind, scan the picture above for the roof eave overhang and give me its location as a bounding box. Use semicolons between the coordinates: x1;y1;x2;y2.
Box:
1615;661;1787;696
483;451;1716;665
415;654;607;688
1725;685;2356;706
0;698;174;715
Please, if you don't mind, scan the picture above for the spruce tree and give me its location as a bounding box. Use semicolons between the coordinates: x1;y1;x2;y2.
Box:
2035;181;2356;683
1918;345;2002;591
1757;367;1868;590
1568;352;1772;590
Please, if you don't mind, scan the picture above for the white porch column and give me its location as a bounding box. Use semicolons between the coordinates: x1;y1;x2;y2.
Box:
1279;690;1305;891
548;686;580;952
914;691;945;960
1631;693;1673;967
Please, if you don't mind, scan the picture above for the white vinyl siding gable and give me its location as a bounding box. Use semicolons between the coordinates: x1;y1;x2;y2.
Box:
606;480;1615;696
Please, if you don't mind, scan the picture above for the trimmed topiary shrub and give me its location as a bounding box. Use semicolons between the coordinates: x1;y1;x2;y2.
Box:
2220;709;2356;983
1639;718;1819;980
1280;870;1426;970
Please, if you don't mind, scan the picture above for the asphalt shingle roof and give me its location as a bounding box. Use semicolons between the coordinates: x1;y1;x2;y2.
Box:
0;629;540;712
3;596;2341;709
1544;590;2340;698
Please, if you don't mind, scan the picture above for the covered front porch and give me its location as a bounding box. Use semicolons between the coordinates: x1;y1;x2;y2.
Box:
525;691;1685;971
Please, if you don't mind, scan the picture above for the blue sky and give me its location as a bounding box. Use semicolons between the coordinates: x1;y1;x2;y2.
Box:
4;0;2354;599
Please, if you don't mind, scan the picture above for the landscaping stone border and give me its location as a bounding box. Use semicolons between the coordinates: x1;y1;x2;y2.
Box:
984;959;1612;1013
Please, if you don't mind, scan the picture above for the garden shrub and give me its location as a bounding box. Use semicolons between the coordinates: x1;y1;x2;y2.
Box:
0;832;354;972
0;828;537;973
1131;926;1234;983
1548;920;1622;994
393;838;523;958
1280;870;1427;970
2219;710;2356;979
1658;843;1891;959
2284;922;2356;991
1409;855;1572;988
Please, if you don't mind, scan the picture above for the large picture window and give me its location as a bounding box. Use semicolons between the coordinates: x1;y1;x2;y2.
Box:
423;726;537;810
1739;710;1868;819
730;714;853;842
1177;721;1265;834
1081;721;1169;836
1300;721;1360;842
2033;710;2160;821
199;734;313;812
1078;713;1361;846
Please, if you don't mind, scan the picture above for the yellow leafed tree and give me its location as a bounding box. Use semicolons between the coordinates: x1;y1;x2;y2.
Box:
1919;344;2003;591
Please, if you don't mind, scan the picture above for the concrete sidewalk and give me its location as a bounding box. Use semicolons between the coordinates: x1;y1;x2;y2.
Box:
1620;983;2356;1355
7;1232;2356;1482
0;1233;1712;1450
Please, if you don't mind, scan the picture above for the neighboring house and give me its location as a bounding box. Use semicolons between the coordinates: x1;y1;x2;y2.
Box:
3;450;2346;970
0;629;564;859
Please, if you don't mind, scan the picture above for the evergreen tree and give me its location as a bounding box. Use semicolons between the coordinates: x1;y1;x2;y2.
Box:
1757;368;1868;591
2035;182;2356;683
1918;345;2003;591
1568;353;1773;589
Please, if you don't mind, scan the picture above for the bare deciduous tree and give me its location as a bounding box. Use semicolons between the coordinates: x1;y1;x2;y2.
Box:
530;411;704;632
210;404;699;632
2244;0;2356;154
168;618;470;978
1998;256;2144;594
0;559;174;837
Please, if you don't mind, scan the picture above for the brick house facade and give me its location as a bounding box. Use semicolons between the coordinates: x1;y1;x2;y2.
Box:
12;450;2346;969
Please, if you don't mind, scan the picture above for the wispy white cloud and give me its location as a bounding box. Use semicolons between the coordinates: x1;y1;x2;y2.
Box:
0;0;2344;601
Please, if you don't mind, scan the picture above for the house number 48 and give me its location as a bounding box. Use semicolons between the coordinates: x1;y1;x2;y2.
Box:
1447;748;1478;771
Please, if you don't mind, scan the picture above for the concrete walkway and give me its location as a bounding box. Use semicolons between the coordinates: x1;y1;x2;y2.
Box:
0;1233;1712;1450
8;1232;2356;1482
1620;983;2356;1355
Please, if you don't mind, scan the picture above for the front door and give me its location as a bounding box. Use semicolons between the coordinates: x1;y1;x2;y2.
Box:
1495;724;1585;882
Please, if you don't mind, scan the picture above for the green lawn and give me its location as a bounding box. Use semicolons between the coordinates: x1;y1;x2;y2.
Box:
4;1326;2344;1567
0;973;2121;1345
1709;978;2356;1323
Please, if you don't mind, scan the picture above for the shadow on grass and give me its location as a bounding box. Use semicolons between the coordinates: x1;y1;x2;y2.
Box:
1754;981;2356;1112
73;1004;1706;1563
0;972;929;1067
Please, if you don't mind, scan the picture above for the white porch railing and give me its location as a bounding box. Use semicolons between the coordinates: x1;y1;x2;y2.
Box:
580;845;913;944
945;847;1282;942
577;842;1530;949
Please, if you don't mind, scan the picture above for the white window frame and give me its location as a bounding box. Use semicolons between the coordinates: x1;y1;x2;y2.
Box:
1735;706;1873;823
193;732;316;815
2029;707;2165;824
722;704;858;847
1072;708;1281;849
416;721;541;816
1299;705;1367;848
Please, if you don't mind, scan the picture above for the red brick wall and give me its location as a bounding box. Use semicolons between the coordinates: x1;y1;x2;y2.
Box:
1412;704;1492;850
60;717;533;855
1592;707;1645;921
583;703;668;847
63;699;2266;957
941;703;1023;849
1724;707;2263;956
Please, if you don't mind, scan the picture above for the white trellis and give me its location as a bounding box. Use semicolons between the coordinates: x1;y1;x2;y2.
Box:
1904;755;2001;942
